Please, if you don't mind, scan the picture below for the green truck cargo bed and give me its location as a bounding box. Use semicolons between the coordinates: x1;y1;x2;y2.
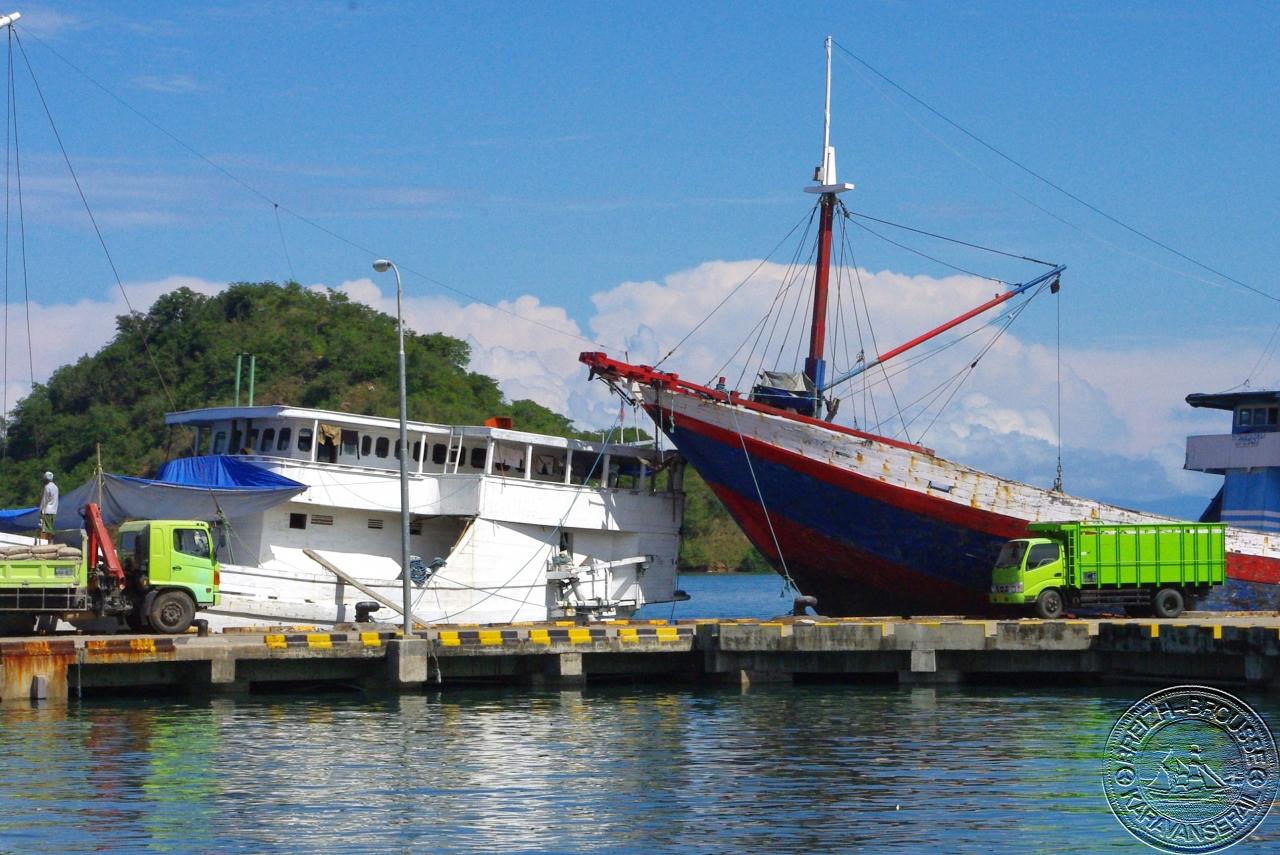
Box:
1026;521;1226;589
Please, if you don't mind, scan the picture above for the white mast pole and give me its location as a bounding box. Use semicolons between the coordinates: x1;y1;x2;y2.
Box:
822;35;832;182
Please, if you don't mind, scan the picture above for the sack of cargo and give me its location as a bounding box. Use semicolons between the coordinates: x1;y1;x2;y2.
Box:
2;551;32;561
56;546;82;559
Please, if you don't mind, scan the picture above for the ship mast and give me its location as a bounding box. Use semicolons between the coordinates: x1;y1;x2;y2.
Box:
803;36;853;417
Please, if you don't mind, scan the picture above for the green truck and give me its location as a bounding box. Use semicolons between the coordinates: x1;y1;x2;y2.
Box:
989;521;1226;619
0;502;220;635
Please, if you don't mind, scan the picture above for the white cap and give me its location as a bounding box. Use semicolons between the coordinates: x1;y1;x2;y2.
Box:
43;471;53;480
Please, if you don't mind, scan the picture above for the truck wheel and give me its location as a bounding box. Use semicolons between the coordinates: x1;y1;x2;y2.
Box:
1152;588;1184;619
148;591;196;634
1034;589;1064;619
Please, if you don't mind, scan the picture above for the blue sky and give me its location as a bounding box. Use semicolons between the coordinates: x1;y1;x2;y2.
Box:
4;1;1280;516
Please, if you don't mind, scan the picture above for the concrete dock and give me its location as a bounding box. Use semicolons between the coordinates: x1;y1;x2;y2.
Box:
5;614;1280;705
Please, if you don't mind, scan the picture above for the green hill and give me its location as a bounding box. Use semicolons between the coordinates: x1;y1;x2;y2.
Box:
0;281;764;571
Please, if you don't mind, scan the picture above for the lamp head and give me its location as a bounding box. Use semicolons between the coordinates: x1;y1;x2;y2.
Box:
372;259;393;273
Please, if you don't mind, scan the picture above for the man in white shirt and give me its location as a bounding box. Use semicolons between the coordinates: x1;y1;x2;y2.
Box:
38;471;58;544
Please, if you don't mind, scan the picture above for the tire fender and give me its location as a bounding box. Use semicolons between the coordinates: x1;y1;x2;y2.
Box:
142;589;160;621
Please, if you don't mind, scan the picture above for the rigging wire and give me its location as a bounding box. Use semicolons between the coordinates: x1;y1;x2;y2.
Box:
273;203;297;284
15;27;627;355
729;405;797;595
845;214;1007;284
846;211;1055;267
729;208;816;390
843;225;908;441
656;207;815;369
913;286;1044;444
832;39;1280;306
12;31;178;410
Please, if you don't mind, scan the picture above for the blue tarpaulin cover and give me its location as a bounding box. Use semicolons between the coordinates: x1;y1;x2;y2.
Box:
0;455;306;534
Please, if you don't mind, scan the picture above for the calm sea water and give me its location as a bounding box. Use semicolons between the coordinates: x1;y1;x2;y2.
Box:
1;575;1277;854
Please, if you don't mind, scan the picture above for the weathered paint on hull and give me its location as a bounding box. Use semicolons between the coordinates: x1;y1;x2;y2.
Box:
652;398;1280;615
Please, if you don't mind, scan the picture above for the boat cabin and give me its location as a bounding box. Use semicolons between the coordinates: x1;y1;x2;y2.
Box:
165;405;680;491
1185;391;1280;533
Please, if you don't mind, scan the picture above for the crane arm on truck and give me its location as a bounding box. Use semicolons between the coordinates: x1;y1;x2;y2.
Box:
82;502;126;588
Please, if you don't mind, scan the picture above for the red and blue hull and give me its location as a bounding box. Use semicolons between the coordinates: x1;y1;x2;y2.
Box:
642;391;1280;616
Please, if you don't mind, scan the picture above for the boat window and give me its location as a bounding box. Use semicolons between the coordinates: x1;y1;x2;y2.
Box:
289;513;306;530
173;527;211;559
413;440;422;461
534;453;561;479
212;431;228;455
297;428;313;453
246;429;259;451
361;435;372;456
1027;543;1060;569
449;446;459;464
432;443;447;464
340;429;360;457
395;439;404;460
376;437;390;458
994;541;1027;569
470;447;486;469
230;429;243;453
277;428;292;451
261;428;275;451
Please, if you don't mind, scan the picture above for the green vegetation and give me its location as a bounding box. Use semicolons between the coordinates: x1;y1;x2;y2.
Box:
679;470;771;573
0;281;766;571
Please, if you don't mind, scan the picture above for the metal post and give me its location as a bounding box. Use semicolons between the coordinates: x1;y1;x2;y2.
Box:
374;259;413;637
234;353;242;406
248;355;257;406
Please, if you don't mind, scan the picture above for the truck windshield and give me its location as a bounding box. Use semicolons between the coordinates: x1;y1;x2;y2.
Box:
994;541;1028;569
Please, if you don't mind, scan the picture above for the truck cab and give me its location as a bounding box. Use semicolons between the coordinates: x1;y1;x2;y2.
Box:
118;519;220;632
990;538;1064;607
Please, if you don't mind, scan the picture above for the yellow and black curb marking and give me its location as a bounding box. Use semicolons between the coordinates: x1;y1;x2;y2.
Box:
433;624;691;648
259;624;695;650
264;630;396;650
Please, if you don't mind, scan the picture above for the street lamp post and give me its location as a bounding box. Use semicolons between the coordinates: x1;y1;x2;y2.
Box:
372;258;413;637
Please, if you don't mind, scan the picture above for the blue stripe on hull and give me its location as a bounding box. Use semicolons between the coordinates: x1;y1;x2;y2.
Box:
671;423;1008;606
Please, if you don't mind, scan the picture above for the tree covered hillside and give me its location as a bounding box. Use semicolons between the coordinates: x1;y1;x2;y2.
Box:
0;282;574;505
0;282;766;572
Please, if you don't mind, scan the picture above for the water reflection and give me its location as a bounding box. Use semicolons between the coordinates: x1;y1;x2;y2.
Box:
0;685;1276;852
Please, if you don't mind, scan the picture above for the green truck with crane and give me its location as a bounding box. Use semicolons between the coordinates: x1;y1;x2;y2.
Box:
989;521;1226;619
0;502;219;635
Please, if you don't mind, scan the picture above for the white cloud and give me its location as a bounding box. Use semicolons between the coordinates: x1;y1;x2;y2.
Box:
0;261;1244;513
0;275;225;410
